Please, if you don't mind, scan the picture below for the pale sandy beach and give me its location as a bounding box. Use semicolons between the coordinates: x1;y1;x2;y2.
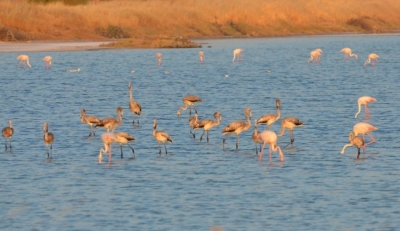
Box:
0;41;113;53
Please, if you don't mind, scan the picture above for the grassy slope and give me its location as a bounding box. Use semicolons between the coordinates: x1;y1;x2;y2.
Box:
1;0;400;47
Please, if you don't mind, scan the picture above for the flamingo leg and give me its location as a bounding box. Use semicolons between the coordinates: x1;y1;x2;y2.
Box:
199;130;206;141
190;128;196;139
127;143;135;159
235;134;239;150
222;133;233;150
164;143;168;155
269;145;273;162
357;148;361;159
120;144;124;159
259;142;267;161
158;143;162;155
207;131;210;142
4;139;7;150
108;143;112;163
365;133;376;146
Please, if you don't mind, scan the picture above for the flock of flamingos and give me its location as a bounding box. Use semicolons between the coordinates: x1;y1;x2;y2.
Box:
5;48;379;163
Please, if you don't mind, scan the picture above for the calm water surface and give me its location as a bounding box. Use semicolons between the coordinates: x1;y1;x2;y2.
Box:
1;35;400;230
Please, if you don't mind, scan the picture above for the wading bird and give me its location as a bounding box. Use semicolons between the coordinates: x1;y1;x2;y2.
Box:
364;53;379;66
17;55;31;68
43;56;52;69
222;108;252;150
194;111;222;142
99;132;116;163
128;82;142;125
199;51;204;64
355;96;377;119
353;122;377;150
96;107;123;133
232;48;244;62
258;130;284;162
340;131;364;158
153;119;172;155
256;98;281;130
277;116;304;148
43;122;54;159
115;132;135;159
188;112;199;138
251;120;262;154
308;48;322;63
340;48;358;60
157;53;162;66
2;120;14;151
176;95;202;116
80;109;100;137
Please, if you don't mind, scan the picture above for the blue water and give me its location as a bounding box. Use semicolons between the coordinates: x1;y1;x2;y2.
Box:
1;35;400;230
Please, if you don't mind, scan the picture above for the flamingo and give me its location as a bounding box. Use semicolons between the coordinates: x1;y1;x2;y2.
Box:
80;109;100;137
188;112;199;138
95;107;124;133
98;132;116;163
308;48;322;63
2;120;14;151
17;55;31;68
364;53;379;66
232;48;244;62
153;119;172;155
114;132;135;159
43;122;54;159
355;96;377;119
251;120;262;154
199;51;204;64
258;130;284;162
256;98;281;130
277;117;304;148
128;82;142;125
156;53;162;66
194;111;222;142
222;108;252;150
340;48;358;60
176;95;202;116
43;56;52;69
340;131;365;158
353;122;377;150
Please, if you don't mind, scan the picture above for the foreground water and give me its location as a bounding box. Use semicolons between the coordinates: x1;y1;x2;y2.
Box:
1;35;400;230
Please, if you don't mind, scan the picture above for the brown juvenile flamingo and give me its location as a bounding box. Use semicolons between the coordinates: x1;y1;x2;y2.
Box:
2;120;14;151
353;122;377;150
80;109;100;137
355;96;377;119
232;48;244;62
176;95;202;116
256;98;281;130
364;53;379;66
43;122;54;159
153;119;172;155
128;82;142;125
17;55;31;68
99;132;116;163
258;130;284;162
340;48;358;60
340;131;364;158
277;116;304;148
95;107;123;133
308;48;322;63
251;120;262;154
222;108;252;150
156;53;162;66
199;51;204;64
188;112;199;138
194;111;222;142
43;56;52;69
114;132;135;159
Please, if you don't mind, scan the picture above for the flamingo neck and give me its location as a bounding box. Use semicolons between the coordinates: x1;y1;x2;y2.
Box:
129;87;134;103
355;103;362;118
277;121;285;136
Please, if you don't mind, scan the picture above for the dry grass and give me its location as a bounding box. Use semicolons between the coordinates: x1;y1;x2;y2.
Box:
1;0;400;46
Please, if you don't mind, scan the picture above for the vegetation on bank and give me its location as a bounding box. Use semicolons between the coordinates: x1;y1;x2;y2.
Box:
1;0;400;48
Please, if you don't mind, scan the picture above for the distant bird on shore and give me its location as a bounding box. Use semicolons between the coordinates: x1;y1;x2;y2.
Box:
340;48;358;60
355;96;377;119
43;56;52;69
364;53;379;66
222;108;252;150
340;131;364;158
232;48;244;62
177;95;202;116
157;53;162;66
258;130;284;162
17;55;31;68
308;48;322;63
2;120;14;151
199;51;204;64
43;122;54;159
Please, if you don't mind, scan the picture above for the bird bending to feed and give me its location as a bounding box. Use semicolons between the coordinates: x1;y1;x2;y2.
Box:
194;111;222;142
256;98;281;130
96;107;123;133
43;56;52;69
277;116;304;148
188;112;199;138
232;48;244;62
99;132;116;163
258;130;284;162
17;55;31;68
222;107;252;150
252;120;262;154
364;53;379;66
199;51;204;64
115;132;135;159
153;119;172;155
353;122;377;150
355;96;377;119
340;48;358;60
340;131;364;158
80;109;100;137
128;82;142;125
156;53;162;66
308;48;322;63
2;120;14;151
67;68;80;72
43;122;54;159
176;95;202;116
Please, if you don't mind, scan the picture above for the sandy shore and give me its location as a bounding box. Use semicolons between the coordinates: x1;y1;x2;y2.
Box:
0;41;114;53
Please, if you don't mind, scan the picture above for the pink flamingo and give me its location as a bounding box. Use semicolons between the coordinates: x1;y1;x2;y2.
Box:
355;96;377;119
17;55;31;68
232;48;244;62
340;131;365;158
156;53;162;66
258;130;284;162
199;51;204;64
364;53;379;66
340;48;358;60
353;122;377;150
99;132;116;163
308;48;322;63
43;56;52;69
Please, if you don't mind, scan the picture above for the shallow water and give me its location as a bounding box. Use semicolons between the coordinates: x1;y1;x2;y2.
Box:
1;35;400;230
